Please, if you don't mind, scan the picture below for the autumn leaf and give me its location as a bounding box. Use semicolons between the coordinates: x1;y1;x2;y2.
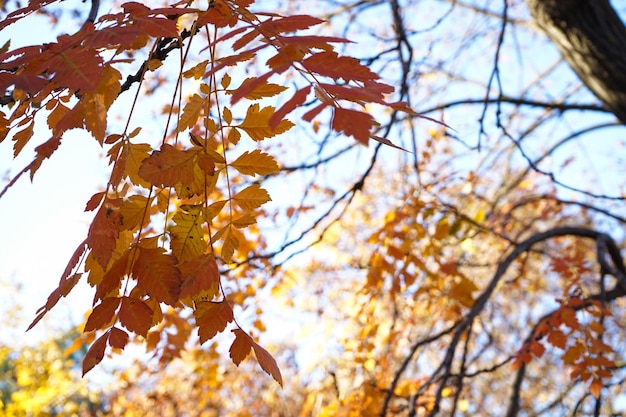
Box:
118;297;154;337
232;184;272;211
177;94;207;132
227;77;288;100
194;301;234;343
237;103;295;141
251;338;283;386
302;51;379;82
179;253;220;303
231;149;280;176
84;297;121;332
332;107;375;144
87;198;123;268
170;205;207;262
131;247;181;306
122;142;152;188
119;195;151;231
220;226;240;263
138;144;198;188
230;328;252;365
547;329;568;349
109;327;130;350
82;332;109;376
229;329;282;386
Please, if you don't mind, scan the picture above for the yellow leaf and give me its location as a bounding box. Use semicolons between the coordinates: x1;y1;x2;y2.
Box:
183;60;209;80
238;103;294;141
223;106;233;124
170;205;206;262
231;149;280;176
232;184;271;211
221;226;239;263
124;142;152;188
177;94;206;132
221;72;231;89
227;77;288;100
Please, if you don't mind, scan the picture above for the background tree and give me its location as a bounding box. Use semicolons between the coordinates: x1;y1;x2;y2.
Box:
1;0;625;416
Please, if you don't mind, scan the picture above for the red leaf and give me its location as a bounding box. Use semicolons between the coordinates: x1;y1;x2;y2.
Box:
268;85;311;130
332;108;375;143
194;301;234;343
119;297;154;337
87;198;123;268
230;328;252;365
108;327;129;350
82;332;108;376
302;51;379;82
547;329;567;349
84;297;121;332
132;247;181;306
251;339;283;386
179;253;220;302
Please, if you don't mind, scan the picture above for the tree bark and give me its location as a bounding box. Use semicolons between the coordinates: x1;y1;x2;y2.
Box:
526;0;626;124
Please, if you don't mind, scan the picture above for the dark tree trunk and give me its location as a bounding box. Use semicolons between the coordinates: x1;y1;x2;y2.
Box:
526;0;626;124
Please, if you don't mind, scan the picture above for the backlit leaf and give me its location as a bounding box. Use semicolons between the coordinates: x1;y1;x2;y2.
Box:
332;108;375;144
179;253;220;303
252;338;283;386
109;327;129;350
230;328;252;365
231;149;279;176
194;301;234;343
87;198;123;268
238;103;294;141
82;332;108;376
170;205;206;262
119;297;153;337
84;297;121;332
177;94;206;132
132;247;181;306
232;184;271;211
138;143;198;188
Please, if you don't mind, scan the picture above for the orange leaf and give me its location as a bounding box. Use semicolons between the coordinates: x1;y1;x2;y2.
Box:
87;198;123;268
109;326;129;350
132;247;181;306
138;143;198;188
238;103;294;141
332;108;375;144
547;329;568;349
12;120;34;157
589;378;603;399
228;74;288;103
119;297;154;337
221;226;240;263
251;338;283;386
94;250;129;301
231;149;280;177
84;297;121;332
82;332;108;376
85;192;105;212
194;301;234;343
119;195;151;231
177;93;207;132
529;340;546;358
230;328;253;365
232;184;271;211
179;253;220;303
